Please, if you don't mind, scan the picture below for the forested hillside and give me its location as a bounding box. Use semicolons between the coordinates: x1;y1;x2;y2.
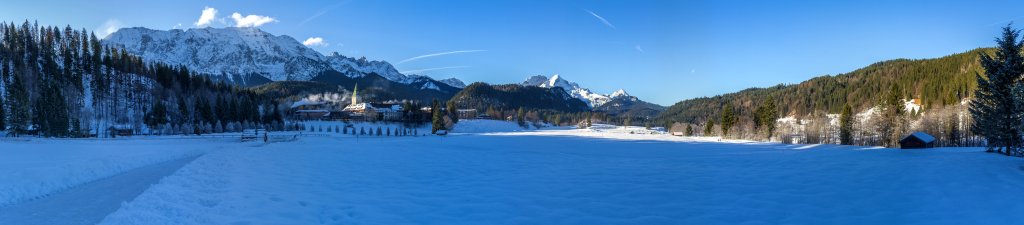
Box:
0;21;283;137
657;48;989;124
450;82;589;112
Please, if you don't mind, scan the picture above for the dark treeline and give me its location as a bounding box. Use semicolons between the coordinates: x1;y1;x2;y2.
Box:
451;82;623;128
0;21;282;137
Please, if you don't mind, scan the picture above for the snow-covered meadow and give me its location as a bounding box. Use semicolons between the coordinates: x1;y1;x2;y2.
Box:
1;120;1023;224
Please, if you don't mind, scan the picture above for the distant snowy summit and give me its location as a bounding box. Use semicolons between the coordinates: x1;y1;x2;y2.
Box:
103;27;463;87
521;74;634;107
438;78;467;88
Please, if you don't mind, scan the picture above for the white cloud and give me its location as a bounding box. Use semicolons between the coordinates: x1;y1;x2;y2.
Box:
303;37;327;47
96;19;123;38
231;12;277;27
635;45;645;53
195;7;218;27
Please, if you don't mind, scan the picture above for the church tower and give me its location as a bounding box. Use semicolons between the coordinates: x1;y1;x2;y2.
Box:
350;84;359;106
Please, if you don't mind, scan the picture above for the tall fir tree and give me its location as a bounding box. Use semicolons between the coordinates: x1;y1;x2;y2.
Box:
839;104;854;145
516;107;526;127
947;112;961;147
878;84;907;147
720;105;736;137
431;99;442;134
754;96;778;140
446;100;459;124
970;24;1024;156
0;94;6;131
704;120;714;136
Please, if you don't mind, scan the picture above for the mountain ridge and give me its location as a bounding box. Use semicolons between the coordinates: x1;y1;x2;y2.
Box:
103;27;464;88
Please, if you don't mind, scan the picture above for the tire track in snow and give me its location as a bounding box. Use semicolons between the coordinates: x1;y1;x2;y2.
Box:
0;154;202;225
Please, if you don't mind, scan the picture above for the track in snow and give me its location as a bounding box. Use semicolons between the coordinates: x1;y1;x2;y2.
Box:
0;155;202;225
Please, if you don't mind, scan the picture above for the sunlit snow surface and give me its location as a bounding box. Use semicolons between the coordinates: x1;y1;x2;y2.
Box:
2;120;1023;224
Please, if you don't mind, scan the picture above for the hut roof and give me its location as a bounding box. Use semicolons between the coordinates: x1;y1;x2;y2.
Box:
903;132;936;143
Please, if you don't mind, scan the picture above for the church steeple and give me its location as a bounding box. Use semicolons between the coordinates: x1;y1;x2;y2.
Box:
350;84;359;106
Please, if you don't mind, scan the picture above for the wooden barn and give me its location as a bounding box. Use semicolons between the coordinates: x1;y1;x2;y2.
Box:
899;132;936;149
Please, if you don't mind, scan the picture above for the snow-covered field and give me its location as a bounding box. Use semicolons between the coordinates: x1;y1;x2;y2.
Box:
2;121;1024;224
0;138;223;207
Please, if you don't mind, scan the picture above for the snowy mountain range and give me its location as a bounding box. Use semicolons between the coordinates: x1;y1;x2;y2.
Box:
103;27;462;88
521;74;630;107
519;74;665;116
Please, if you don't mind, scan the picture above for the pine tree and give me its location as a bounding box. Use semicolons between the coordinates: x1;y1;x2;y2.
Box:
145;100;168;129
0;94;6;131
685;124;693;136
971;24;1024;156
517;107;526;127
446;100;459;124
177;96;190;124
585;111;592;128
720;105;736;137
8;68;29;134
754;97;778;140
704;120;714;136
839;104;854;145
431;99;442;134
878;84;907;147
948;112;961;147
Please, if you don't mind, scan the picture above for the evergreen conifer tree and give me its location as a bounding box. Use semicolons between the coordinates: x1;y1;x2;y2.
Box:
839;104;854;145
704;120;714;136
878;84;907;147
720;105;736;137
431;99;442;134
970;25;1024;156
0;95;6;131
446;100;459;124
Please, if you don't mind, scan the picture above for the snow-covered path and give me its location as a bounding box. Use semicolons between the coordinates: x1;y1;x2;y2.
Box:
0;155;201;225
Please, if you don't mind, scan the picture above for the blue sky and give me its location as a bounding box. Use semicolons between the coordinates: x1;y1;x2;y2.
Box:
0;0;1019;105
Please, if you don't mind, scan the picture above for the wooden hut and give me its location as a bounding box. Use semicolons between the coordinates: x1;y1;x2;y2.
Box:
899;132;936;149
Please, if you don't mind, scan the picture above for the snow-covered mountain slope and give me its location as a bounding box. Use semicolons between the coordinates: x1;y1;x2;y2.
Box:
104;27;327;81
519;74;664;115
609;89;630;99
324;52;406;82
103;27;461;87
521;74;621;107
439;78;466;88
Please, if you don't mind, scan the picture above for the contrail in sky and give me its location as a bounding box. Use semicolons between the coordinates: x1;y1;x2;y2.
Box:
585;9;616;29
299;0;354;26
397;50;486;65
400;66;471;74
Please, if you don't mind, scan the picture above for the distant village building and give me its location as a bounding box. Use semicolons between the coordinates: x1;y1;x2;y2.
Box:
900;132;936;149
456;109;478;119
290;99;330;120
374;104;404;121
782;134;806;144
289;84;415;122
